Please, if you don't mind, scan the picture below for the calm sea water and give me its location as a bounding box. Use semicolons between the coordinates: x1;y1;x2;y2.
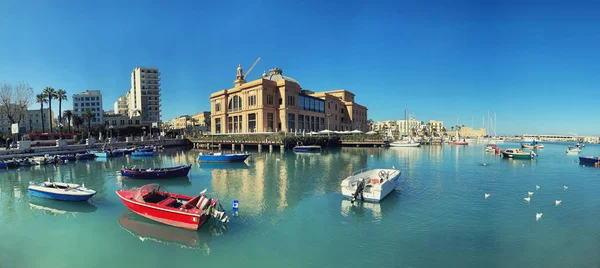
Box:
1;143;600;267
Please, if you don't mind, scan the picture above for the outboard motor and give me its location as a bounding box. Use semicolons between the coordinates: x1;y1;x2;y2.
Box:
351;179;366;204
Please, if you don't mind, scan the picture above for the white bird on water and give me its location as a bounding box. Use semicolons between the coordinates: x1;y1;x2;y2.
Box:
528;191;534;196
555;200;562;206
536;185;541;190
536;213;543;221
524;196;531;202
564;185;569;190
484;193;491;199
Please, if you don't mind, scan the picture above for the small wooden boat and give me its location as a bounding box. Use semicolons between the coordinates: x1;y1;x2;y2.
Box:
579;156;600;165
121;165;192;179
131;151;154;157
57;154;76;161
293;145;322;152
116;184;229;230
566;146;581;154
501;148;536;159
198;152;250;163
28;180;97;201
340;167;401;203
449;141;469;145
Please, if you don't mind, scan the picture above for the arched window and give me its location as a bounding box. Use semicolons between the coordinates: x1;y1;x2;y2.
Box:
228;96;242;111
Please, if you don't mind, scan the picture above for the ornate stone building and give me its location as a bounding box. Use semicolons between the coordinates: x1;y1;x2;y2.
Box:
209;66;368;134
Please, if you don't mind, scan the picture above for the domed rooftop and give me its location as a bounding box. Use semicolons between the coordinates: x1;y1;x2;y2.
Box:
263;67;299;85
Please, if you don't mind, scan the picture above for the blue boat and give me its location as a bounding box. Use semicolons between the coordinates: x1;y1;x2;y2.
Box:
57;154;76;161
198;152;251;163
28;180;97;201
293;145;322;153
75;153;95;160
92;151;109;158
131;151;154;157
136;146;155;153
579;156;600;166
121;165;191;179
0;161;7;169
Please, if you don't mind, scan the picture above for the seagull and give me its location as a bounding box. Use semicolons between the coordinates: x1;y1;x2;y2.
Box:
482;163;487;166
524;196;531;202
528;191;534;196
536;213;543;221
536;185;541;190
484;193;491;199
564;185;569;190
555;200;562;206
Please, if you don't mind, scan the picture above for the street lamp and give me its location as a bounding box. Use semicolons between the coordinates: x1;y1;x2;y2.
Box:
326;113;332;137
142;126;147;137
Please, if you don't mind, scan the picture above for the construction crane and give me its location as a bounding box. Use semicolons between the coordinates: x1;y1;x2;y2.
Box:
244;57;261;79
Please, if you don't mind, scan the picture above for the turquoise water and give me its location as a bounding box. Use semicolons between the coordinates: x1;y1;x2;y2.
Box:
1;143;600;267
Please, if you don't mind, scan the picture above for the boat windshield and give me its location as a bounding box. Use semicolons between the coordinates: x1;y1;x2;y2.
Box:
134;184;168;202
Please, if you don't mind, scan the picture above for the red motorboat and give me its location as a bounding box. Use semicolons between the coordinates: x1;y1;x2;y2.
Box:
116;184;229;230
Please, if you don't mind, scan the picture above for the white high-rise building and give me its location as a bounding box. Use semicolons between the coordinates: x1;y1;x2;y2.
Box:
113;93;129;115
128;67;161;123
72;90;103;124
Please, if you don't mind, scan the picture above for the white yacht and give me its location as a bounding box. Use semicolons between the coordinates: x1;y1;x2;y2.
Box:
340;167;401;203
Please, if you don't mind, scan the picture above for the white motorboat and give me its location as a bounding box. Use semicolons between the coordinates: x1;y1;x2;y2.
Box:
389;141;420;147
340;167;401;203
566;146;581;154
33;155;53;165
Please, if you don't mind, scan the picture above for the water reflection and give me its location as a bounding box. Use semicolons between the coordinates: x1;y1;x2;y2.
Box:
118;176;192;189
118;211;215;254
29;199;97;218
340;191;401;222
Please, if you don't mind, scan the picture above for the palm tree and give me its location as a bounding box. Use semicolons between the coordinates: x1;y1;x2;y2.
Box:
36;93;47;132
72;115;84;133
42;87;56;132
63;110;73;133
82;109;95;137
56;89;67;127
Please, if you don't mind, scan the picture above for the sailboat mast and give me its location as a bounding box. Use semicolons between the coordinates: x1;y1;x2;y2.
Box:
494;113;497;137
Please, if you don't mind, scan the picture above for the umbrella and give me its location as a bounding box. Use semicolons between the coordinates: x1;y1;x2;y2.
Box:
319;129;334;134
366;131;377;135
350;130;364;134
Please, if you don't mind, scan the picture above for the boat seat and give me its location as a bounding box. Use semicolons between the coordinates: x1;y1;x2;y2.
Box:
182;195;202;209
157;198;177;207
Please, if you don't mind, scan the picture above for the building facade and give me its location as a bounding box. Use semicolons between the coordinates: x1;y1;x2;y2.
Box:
210;66;368;134
191;111;211;127
103;113;143;129
114;94;129;115
72;90;103;124
0;108;54;133
172;115;190;130
128;67;161;123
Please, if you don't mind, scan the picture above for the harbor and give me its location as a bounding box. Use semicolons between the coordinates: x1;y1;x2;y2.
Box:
1;143;600;267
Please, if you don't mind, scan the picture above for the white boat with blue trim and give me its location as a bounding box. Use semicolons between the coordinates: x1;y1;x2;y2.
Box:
340;167;401;203
28;179;97;201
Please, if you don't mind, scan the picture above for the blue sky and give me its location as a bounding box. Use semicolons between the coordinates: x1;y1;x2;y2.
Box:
1;0;599;135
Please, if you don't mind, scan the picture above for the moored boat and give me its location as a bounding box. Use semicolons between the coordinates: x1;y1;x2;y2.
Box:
566;146;581;154
116;184;229;230
340;167;401;203
18;157;37;166
4;158;20;168
0;161;7;169
449;141;469;145
198;152;250;163
121;165;192;179
75;152;95;160
292;145;322;152
57;154;76;161
28;180;97;201
132;151;154;157
33;155;53;165
389;141;420;147
579;156;600;166
501;148;536;159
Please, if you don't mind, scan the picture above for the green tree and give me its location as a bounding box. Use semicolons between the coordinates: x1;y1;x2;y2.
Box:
42;87;56;132
72;114;84;133
63;110;73;133
56;89;67;127
82;109;95;137
36;93;47;132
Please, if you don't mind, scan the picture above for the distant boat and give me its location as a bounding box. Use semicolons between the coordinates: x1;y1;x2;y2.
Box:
197;152;250;163
121;165;192;179
566;146;581;154
501;148;536;159
116;184;229;230
340;167;401;203
0;161;7;169
131;151;154;157
293;145;322;153
28;180;96;201
579;156;600;166
57;154;76;161
449;141;469;146
75;152;95;160
389;141;420;147
521;140;544;149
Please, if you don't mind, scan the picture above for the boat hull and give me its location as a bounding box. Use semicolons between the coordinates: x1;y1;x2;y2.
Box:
132;151;154;157
449;142;468;145
116;192;208;230
340;169;401;202
292;147;322;152
28;188;95;201
198;154;250;163
121;166;191;179
501;152;532;159
389;142;420;147
579;156;600;165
